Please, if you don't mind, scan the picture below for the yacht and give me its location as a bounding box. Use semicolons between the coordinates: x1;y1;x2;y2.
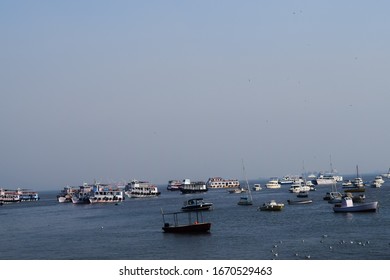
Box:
266;178;281;189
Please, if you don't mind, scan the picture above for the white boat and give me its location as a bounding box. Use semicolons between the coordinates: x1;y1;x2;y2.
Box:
179;179;208;194
252;184;262;191
206;177;240;189
333;197;378;213
374;175;384;184
228;187;246;194
381;168;390;178
0;189;20;203
352;166;364;187
125;180;160;198
266;179;281;189
371;178;382;188
0;188;39;203
289;183;310;193
314;174;337;185
342;180;352;187
278;175;303;185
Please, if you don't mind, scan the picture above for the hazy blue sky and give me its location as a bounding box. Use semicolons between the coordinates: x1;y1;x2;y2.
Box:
1;1;390;190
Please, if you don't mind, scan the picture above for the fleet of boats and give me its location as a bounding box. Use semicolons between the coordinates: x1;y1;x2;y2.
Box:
2;169;386;233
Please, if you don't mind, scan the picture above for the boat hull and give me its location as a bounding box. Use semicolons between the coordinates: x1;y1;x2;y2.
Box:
162;222;211;233
333;201;378;213
287;199;313;205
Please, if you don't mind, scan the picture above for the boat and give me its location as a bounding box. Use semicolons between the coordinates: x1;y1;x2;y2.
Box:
381;168;390;179
278;175;303;185
352;165;364;187
72;192;91;204
179;179;208;194
313;173;337;185
237;161;253;205
89;188;125;203
252;184;262;191
161;210;211;233
181;198;213;211
333;197;378;213
258;200;284;211
266;178;281;189
342;180;353;187
125;180;160;198
323;183;343;203
371;180;382;188
71;183;93;204
206;177;240;189
344;192;365;203
57;186;77;203
0;188;39;203
371;176;384;188
16;188;39;201
0;189;20;203
167;180;183;191
287;199;313;205
228;187;246;194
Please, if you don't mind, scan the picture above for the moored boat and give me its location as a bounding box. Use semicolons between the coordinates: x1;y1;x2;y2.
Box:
181;198;213;211
258;200;284;211
287;199;313;205
252;184;262;191
333;197;378;213
266;179;281;189
161;210;211;233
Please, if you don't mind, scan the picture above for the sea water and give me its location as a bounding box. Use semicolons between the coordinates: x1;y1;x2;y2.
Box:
1;174;389;260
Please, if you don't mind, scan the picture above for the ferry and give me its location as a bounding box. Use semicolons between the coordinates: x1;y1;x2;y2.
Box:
1;188;39;203
167;180;183;191
125;180;160;198
206;177;240;189
16;188;39;201
313;174;337;185
180;179;208;194
89;183;125;203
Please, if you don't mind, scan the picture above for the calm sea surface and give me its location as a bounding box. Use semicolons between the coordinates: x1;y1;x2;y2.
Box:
1;175;390;260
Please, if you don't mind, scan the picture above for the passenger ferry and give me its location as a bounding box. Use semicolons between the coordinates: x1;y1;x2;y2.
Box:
180;179;208;194
0;188;39;203
206;177;240;189
89;183;125;203
313;174;337;185
167;180;183;191
16;188;39;201
125;180;161;198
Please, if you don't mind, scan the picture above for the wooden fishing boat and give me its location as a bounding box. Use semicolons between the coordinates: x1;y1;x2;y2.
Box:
161;210;211;233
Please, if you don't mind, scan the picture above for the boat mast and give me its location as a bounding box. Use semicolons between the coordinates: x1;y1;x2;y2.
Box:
242;159;252;201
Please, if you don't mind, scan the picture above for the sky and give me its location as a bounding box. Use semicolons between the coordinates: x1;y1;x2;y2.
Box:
1;0;390;190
